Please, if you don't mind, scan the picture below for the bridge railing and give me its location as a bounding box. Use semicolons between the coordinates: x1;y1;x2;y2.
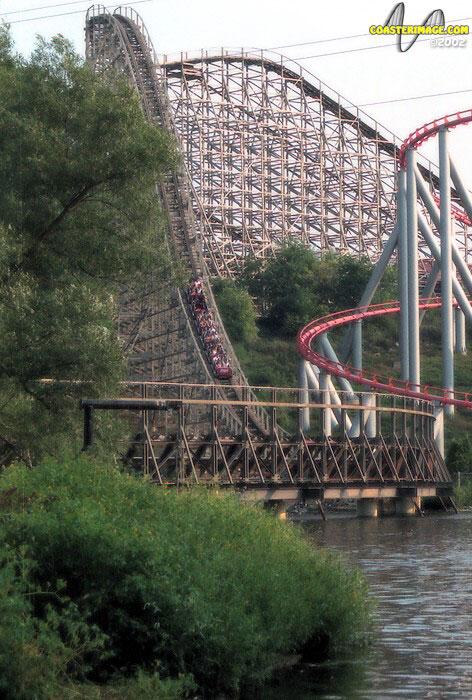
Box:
107;381;450;487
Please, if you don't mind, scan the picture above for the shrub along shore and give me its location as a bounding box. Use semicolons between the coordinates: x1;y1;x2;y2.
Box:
0;456;371;698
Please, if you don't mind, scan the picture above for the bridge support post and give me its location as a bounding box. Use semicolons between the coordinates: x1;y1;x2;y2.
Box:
83;405;93;449
455;307;467;354
396;496;420;516
356;498;378;517
264;500;289;520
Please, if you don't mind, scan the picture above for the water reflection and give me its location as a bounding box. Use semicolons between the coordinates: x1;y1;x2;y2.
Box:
262;512;472;699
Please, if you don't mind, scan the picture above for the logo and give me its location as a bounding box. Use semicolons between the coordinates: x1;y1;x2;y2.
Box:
369;3;469;52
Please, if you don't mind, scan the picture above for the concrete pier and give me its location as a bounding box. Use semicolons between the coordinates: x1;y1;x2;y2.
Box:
264;500;290;520
357;498;379;518
396;497;421;516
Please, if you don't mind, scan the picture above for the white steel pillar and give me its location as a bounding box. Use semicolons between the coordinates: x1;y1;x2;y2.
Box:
363;393;377;438
455;307;467;354
397;168;409;381
319;371;332;437
406;149;420;387
298;358;310;432
417;213;472;325
439;128;454;416
352;321;362;373
433;402;445;458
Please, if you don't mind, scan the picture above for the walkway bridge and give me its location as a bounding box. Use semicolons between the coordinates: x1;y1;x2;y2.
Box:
81;382;452;512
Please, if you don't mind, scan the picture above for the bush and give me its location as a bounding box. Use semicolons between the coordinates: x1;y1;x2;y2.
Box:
0;546;108;699
0;456;371;696
454;482;472;509
446;433;472;476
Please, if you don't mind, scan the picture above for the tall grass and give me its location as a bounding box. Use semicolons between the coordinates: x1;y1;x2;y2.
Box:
0;455;371;697
454;482;472;508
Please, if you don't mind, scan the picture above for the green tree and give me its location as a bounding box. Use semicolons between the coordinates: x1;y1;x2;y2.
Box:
247;242;322;335
213;278;258;343
238;245;397;338
0;31;178;464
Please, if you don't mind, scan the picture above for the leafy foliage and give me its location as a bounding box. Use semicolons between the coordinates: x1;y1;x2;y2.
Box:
238;243;397;336
447;433;472;476
212;277;258;342
0;455;371;696
0;30;178;464
454;481;472;508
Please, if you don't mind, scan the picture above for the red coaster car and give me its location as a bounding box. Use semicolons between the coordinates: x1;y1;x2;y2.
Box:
215;366;233;379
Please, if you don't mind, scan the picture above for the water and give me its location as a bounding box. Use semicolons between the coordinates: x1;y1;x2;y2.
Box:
263;512;472;699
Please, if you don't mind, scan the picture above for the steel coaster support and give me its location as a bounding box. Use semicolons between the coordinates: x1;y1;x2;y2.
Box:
450;157;472;225
352;321;362;374
438;128;454;415
363;392;377;439
340;223;399;363
417;213;472;324
319;334;355;397
319;371;332;438
419;261;441;325
415;166;472;299
406;149;421;388
455;307;467;354
348;400;361;439
304;362;352;431
397;169;409;381
298;358;310;433
433;401;445;457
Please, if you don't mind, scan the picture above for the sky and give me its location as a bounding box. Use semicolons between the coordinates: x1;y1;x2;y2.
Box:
1;0;472;182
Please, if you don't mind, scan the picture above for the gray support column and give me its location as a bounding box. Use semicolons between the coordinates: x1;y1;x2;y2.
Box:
363;393;376;438
419;261;441;325
415;166;472;298
320;334;355;396
319;371;332;437
298;358;310;432
397;168;410;381
340;223;398;362
305;363;352;430
348;396;361;439
352;321;362;373
439;128;454;416
417;213;472;324
433;402;445;458
455;307;467;354
450;157;472;224
406;149;420;387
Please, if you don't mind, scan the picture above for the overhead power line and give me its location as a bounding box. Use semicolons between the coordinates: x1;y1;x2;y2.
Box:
0;0;92;17
266;33;368;50
267;15;472;51
3;0;154;25
294;35;429;60
359;88;472;107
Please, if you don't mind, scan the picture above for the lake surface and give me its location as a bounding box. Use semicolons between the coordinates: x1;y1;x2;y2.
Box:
262;511;472;698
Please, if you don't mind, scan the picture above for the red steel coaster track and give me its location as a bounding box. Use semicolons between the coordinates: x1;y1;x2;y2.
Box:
299;111;472;412
298;300;472;410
